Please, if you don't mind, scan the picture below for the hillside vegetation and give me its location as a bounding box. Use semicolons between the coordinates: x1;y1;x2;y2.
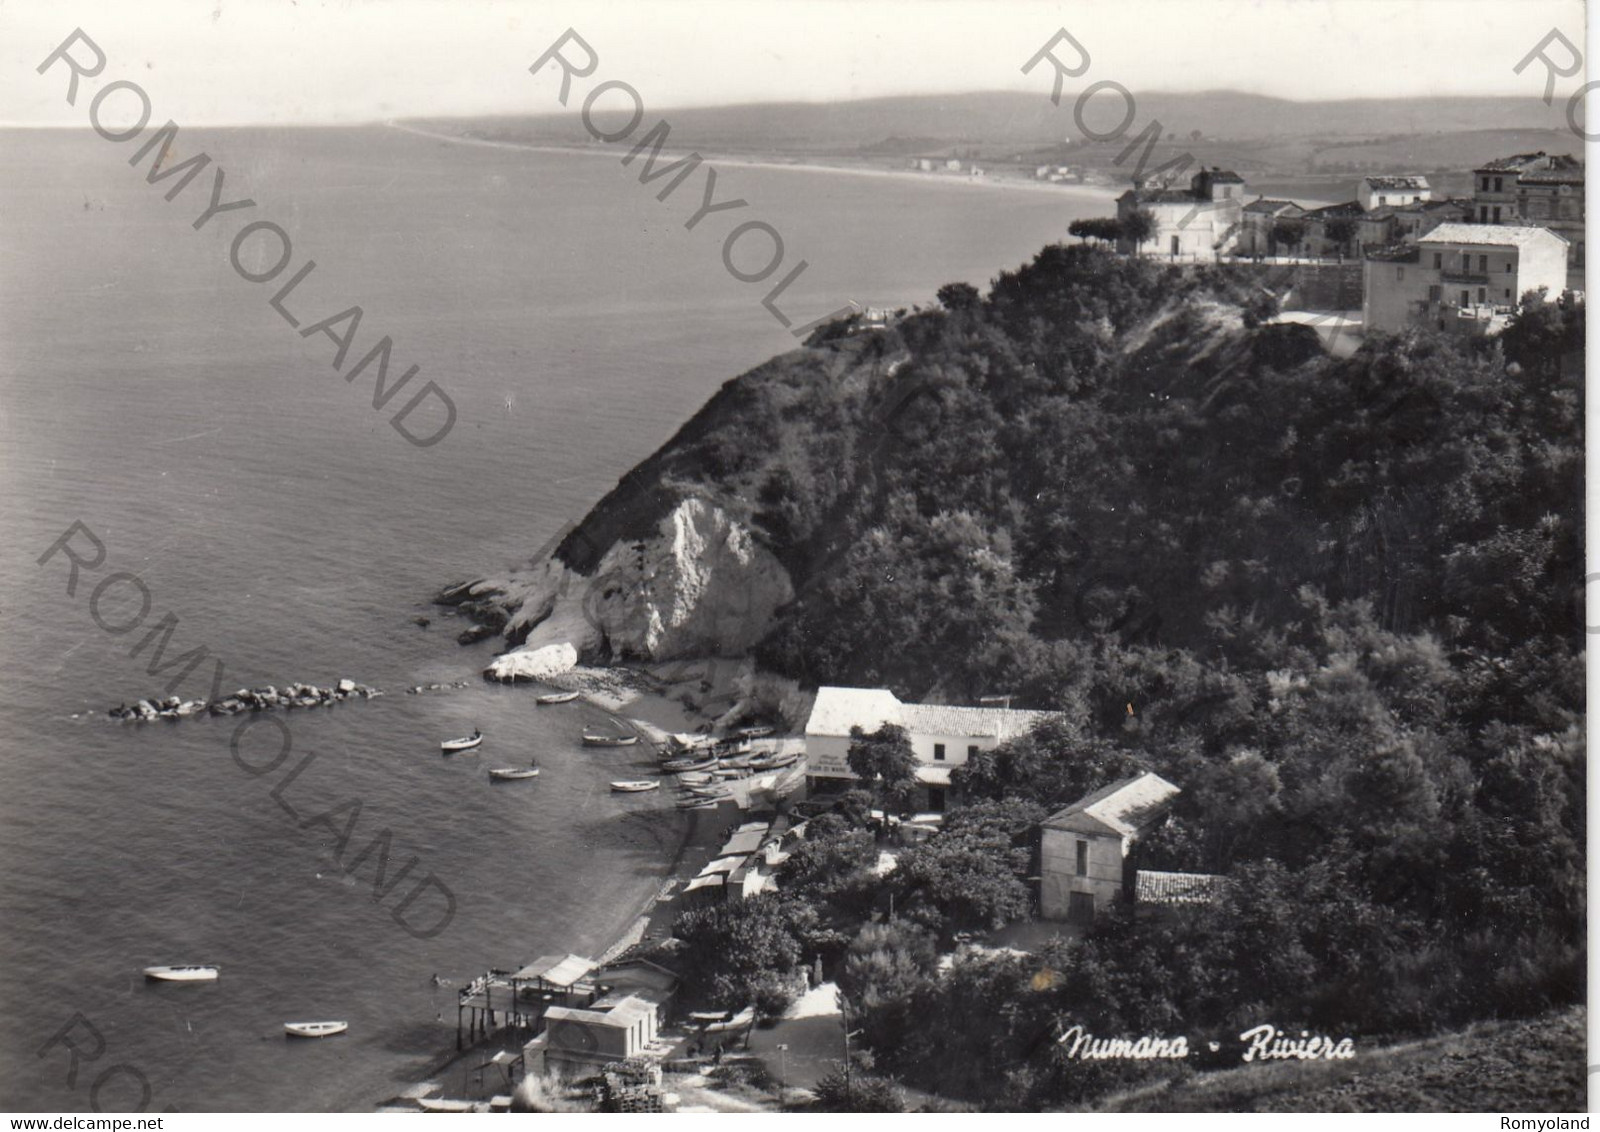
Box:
502;244;1582;1110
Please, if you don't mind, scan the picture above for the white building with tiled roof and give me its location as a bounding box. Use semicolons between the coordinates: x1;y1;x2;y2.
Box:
1363;222;1569;336
1358;175;1431;211
803;686;1062;808
1040;771;1180;923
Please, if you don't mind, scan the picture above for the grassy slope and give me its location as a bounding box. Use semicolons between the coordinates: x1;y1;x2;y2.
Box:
1094;1008;1586;1112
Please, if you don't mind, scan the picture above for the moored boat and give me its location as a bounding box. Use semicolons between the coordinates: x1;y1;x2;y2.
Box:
674;772;714;785
536;691;580;705
284;1021;348;1038
143;965;219;982
610;779;660;793
662;756;716;773
676;797;718;810
581;733;639;747
750;751;801;770
441;731;483;752
488;766;540;781
734;725;775;739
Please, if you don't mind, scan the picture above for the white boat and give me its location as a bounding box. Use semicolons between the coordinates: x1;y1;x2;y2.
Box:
677;797;718;810
284;1021;348;1038
582;733;638;747
441;733;483;752
610;780;660;793
734;726;775;739
488;766;540;781
675;772;714;785
143;965;219;982
536;691;580;705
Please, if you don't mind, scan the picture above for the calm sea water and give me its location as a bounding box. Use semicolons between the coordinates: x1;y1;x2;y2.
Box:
0;123;1101;1112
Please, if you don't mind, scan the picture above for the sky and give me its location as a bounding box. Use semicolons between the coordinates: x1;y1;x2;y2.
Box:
0;0;1589;127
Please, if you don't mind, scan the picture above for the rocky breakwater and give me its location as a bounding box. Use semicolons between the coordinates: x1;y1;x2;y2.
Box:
438;496;794;681
107;678;381;722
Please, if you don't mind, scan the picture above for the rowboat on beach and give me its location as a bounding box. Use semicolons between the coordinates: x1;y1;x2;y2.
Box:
581;733;638;747
536;691;580;705
610;780;660;793
750;751;801;770
488;766;540;781
441;732;483;752
144;965;219;982
284;1021;347;1038
676;797;718;810
662;756;716;773
675;772;714;785
733;725;775;739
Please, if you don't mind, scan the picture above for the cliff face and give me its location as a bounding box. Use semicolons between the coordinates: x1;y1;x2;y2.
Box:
446;497;793;678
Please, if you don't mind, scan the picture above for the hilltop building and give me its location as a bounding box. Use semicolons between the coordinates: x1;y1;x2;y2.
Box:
1115;168;1246;259
803;686;1061;811
1040;772;1180;924
1363;222;1569;335
1470;152;1584;286
1358;175;1431;211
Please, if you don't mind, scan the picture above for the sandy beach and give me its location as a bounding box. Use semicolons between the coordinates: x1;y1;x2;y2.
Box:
389;120;1120;206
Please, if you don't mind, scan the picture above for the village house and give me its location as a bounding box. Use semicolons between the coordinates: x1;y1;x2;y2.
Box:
1357;175;1431;211
1237;197;1305;257
1040;771;1180;924
1362;222;1569;335
802;686;1061;811
531;993;662;1076
1470;151;1584;285
1115;167;1246;259
1297;200;1399;259
1387;197;1471;243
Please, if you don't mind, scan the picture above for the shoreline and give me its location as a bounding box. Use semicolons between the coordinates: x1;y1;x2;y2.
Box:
375;666;731;1112
388;120;1121;205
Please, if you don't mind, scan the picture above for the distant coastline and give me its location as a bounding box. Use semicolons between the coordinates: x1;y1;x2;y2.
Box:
388;119;1122;205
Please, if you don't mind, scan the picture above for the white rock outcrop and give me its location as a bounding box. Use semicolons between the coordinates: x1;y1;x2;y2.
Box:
485;497;793;671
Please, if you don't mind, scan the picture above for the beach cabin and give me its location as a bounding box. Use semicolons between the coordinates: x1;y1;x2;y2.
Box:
533;993;660;1076
596;958;681;1026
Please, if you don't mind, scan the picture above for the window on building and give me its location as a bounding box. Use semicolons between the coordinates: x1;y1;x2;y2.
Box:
1075;840;1089;877
1494;177;1503;192
1433;252;1442;269
933;743;945;761
1492;206;1502;223
967;745;979;759
1478;287;1487;304
1428;284;1442;301
1506;263;1513;272
1479;206;1488;222
1461;290;1470;306
1481;176;1489;191
1505;288;1512;299
1479;255;1488;272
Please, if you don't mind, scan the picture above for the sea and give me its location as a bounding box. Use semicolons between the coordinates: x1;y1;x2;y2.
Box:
0;122;1106;1112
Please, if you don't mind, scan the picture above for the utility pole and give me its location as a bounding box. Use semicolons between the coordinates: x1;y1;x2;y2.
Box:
776;1043;789;1090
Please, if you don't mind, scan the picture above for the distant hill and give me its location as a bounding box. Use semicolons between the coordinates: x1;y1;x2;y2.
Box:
411;89;1575;160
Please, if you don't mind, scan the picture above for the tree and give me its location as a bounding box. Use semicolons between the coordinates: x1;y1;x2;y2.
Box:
1323;217;1359;260
838;920;940;1055
673;895;807;1011
1121;207;1156;255
1068;217;1121;245
936;281;981;313
847;723;919;814
1270;217;1305;256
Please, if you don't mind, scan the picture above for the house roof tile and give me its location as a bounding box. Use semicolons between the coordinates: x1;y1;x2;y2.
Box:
1043;771;1180;837
1418;223;1570;249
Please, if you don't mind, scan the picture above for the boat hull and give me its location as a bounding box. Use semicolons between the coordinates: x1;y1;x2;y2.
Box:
536;692;580;705
488;768;540;780
284;1021;348;1038
143;966;219;982
611;780;660;793
441;736;483;752
582;735;638;747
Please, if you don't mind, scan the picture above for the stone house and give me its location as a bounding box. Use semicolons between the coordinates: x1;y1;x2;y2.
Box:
1040;771;1180;924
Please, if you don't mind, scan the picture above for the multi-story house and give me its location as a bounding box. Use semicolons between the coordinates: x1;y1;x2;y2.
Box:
1362;222;1569;335
1237;197;1305;257
802;686;1061;812
1115;168;1246;259
1471;152;1584;286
